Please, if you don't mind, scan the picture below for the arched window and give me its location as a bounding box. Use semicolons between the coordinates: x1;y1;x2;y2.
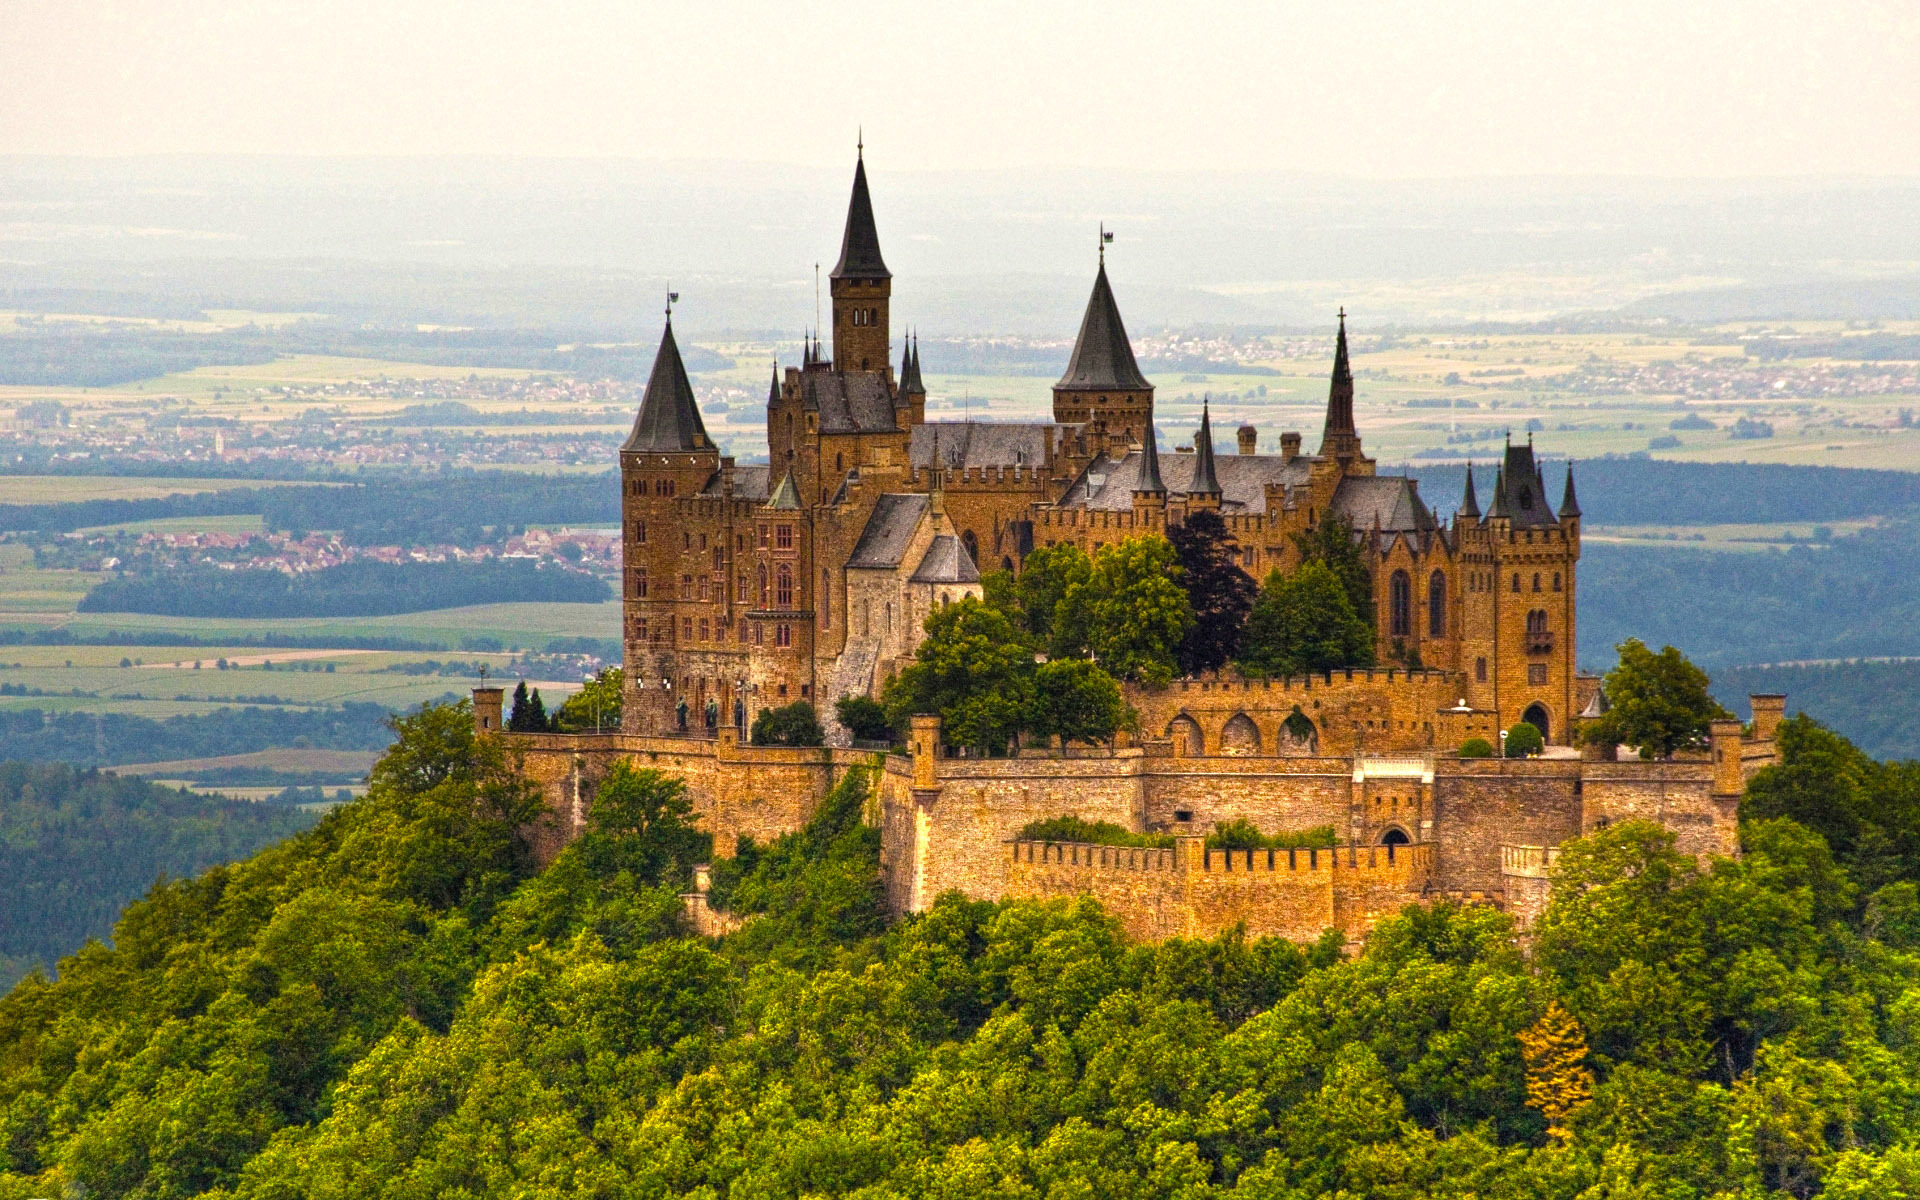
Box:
757;564;769;607
1553;572;1562;592
1427;570;1446;637
961;530;978;565
1511;573;1521;593
1526;609;1548;635
776;564;792;608
1389;570;1412;638
1532;572;1542;592
821;569;831;626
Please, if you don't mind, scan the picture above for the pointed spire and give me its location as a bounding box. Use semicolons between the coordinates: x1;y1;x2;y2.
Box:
767;471;801;510
1487;464;1511;520
898;330;925;396
1136;425;1166;495
830;151;890;280
1559;462;1582;518
1056;260;1150;391
623;317;712;453
768;361;780;405
1189;400;1221;496
1459;462;1481;520
1318;307;1357;456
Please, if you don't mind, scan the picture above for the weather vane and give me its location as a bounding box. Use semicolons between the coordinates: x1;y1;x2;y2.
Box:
666;287;679;320
1099;222;1113;264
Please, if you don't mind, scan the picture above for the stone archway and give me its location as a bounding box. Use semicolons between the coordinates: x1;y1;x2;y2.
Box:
1277;706;1319;756
1521;702;1551;745
1166;714;1203;757
1380;827;1411;847
1221;712;1262;755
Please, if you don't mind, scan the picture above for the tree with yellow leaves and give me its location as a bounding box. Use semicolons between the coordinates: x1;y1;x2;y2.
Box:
1520;998;1595;1140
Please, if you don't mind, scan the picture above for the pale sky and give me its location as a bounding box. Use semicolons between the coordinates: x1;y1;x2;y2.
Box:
1;0;1917;176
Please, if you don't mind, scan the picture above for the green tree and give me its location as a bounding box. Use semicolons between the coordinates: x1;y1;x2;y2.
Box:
1010;542;1091;650
1027;658;1128;748
1519;999;1594;1140
1505;720;1544;758
750;701;825;747
1293;512;1373;616
1459;736;1494;758
1239;561;1375;677
1581;638;1729;759
551;666;623;732
579;762;710;886
834;694;895;743
1060;535;1194;686
883;597;1034;755
1168;510;1256;675
506;680;550;732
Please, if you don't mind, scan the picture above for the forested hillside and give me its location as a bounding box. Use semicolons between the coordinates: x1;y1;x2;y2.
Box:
2;701;1920;1197
1716;660;1920;762
79;559;608;618
0;704;393;767
0;764;315;990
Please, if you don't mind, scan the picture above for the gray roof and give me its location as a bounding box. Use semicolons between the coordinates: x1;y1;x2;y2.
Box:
1320;311;1355;449
1136;424;1165;494
1559;464;1582;518
1056;262;1151;392
911;534;981;584
1190;404;1221;495
805;371;898;434
909;422;1057;470
697;464;771;502
1457;463;1481;520
766;472;802;510
623;320;713;453
1330;475;1438;534
1492;440;1559;529
847;494;930;568
830;156;890;281
1065;448;1313;512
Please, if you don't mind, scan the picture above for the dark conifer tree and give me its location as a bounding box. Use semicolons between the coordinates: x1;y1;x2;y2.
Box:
1168;510;1256;675
507;681;549;732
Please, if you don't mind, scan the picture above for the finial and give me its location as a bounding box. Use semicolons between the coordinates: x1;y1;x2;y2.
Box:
857;127;863;158
666;287;678;322
1099;222;1113;266
1338;305;1345;322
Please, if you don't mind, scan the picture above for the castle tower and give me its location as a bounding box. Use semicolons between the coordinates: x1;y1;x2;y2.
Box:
1476;438;1579;744
1131;423;1167;525
830;147;891;373
1053;251;1153;444
620;310;723;732
1186;400;1222;512
896;333;926;426
1317;309;1366;466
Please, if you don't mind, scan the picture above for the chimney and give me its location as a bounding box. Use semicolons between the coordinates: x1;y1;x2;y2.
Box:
1749;694;1787;742
1280;431;1302;463
1237;425;1257;455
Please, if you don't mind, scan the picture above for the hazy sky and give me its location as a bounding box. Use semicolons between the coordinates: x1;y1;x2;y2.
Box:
3;0;1916;176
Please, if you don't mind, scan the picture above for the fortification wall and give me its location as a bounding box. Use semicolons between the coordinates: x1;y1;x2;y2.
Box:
1004;837;1432;944
498;727;869;865
1126;669;1478;758
1579;758;1734;860
1428;760;1585;895
1138;756;1354;836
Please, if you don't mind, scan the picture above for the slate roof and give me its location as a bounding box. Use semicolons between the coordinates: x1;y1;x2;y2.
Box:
697;464;770;502
1330;475;1439;534
1056;263;1151;391
623;320;713;453
911;534;982;584
1190;404;1222;495
897;338;925;396
1493;440;1559;529
1457;463;1481;520
1559;463;1582;519
1320;311;1356;450
847;494;930;568
1064;449;1313;512
909;422;1057;470
766;472;802;510
1136;425;1166;494
830;156;890;281
804;371;898;434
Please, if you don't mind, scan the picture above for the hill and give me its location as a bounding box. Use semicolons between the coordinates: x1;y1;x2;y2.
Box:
1;700;1918;1196
0;763;316;991
79;559;609;619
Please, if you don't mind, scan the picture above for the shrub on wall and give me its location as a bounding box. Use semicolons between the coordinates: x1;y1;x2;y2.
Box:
1504;722;1545;758
751;701;825;747
1017;816;1173;848
1206;819;1340;851
1459;737;1495;758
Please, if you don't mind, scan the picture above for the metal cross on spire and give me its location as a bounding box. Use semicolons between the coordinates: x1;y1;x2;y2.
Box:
1099;222;1113;265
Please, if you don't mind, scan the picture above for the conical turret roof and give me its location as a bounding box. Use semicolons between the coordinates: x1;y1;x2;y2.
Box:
1189;401;1221;496
1459;462;1481;520
830;154;890;281
1559;463;1582;518
1136;425;1166;495
623;318;712;453
1318;309;1356;453
1056;262;1151;391
898;333;925;395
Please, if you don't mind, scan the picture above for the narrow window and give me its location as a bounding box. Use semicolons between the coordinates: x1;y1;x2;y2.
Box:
776;564;792;608
776;524;793;550
1511;573;1521;593
1476;656;1487;682
1553;572;1562;592
758;525;770;549
1533;572;1542;592
1528;664;1548;686
1427;570;1446;637
757;565;769;607
681;617;693;640
821;569;831;626
634;568;647;598
1389;570;1412;638
634;521;647;544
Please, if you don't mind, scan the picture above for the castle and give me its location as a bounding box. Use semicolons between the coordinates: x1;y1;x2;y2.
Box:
483;151;1783;946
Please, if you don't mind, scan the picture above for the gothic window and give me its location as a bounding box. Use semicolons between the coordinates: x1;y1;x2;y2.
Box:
776;623;792;647
1526;610;1548;635
757;565;769;607
634;569;647;598
859;599;871;635
1389;570;1412;638
1533;572;1542;592
961;530;978;564
1428;570;1446;637
1553;572;1562;592
776;564;793;608
1512;573;1521;593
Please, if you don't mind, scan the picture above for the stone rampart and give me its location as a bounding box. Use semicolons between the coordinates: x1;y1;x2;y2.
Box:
1005;836;1432;944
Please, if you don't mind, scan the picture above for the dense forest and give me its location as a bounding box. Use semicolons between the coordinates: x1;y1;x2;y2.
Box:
79;559;609;618
1402;458;1920;526
0;471;618;544
0;763;315;991
1579;520;1920;669
0;703;393;767
2;701;1919;1197
1717;660;1920;762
